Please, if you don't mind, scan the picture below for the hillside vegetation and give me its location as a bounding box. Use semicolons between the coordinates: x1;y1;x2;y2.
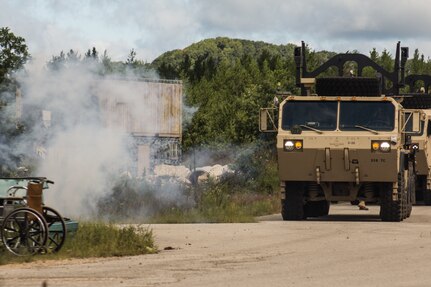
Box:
151;37;431;150
152;37;337;149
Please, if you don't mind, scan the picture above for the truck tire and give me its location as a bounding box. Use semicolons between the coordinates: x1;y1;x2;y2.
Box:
380;174;404;222
423;189;431;205
402;168;408;219
350;200;360;205
304;201;330;218
281;183;304;220
406;162;416;218
402;187;408;220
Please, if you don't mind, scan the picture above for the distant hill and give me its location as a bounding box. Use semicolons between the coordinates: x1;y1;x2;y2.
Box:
152;37;298;80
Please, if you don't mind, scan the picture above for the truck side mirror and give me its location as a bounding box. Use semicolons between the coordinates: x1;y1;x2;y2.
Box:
259;108;277;132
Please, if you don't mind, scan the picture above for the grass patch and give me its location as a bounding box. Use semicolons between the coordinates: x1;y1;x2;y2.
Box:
149;187;280;223
61;222;156;257
0;223;156;265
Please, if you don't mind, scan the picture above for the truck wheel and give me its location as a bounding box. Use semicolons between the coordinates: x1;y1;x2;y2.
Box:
402;188;408;219
401;170;408;219
415;175;426;202
304;201;330;218
281;183;304;220
406;162;416;218
350;200;360;205
423;189;431;205
380;174;404;222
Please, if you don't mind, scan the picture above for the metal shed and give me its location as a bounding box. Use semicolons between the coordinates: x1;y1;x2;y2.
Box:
93;78;183;176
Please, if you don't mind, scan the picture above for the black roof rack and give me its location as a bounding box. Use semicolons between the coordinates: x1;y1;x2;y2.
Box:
295;41;409;96
405;74;431;94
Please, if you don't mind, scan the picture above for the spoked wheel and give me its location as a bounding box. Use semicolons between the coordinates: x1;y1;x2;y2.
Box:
42;206;66;253
1;207;48;256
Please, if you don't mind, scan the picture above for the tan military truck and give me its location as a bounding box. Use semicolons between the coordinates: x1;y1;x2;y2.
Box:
404;74;431;205
260;42;419;221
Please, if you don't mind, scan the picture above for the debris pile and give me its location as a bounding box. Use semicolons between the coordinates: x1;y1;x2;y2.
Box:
151;164;233;185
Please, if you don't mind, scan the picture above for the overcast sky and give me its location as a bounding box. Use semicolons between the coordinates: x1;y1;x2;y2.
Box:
1;0;431;64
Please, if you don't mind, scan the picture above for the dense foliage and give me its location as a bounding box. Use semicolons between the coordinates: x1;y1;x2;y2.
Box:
46;47;155;77
152;37;339;149
0;27;30;175
0;27;29;83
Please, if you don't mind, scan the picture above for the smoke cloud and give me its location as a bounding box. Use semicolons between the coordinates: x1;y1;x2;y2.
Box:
10;60;166;218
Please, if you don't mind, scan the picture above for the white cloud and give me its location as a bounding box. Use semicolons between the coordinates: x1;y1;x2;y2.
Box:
1;0;431;63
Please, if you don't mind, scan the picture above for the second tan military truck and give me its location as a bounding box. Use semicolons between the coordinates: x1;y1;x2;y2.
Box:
404;74;431;205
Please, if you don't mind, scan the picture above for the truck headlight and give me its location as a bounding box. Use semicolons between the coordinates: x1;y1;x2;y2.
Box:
284;140;303;152
379;142;391;152
294;141;303;150
284;140;294;151
371;141;391;152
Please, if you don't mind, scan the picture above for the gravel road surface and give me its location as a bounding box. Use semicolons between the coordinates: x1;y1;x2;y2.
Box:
2;203;431;287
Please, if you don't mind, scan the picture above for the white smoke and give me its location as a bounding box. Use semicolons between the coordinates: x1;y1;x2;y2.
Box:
14;60;156;218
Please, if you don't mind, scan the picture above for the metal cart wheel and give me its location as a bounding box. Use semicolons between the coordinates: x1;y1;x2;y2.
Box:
1;207;48;256
42;206;66;253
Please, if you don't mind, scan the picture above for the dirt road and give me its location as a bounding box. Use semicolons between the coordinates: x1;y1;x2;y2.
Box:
2;203;431;287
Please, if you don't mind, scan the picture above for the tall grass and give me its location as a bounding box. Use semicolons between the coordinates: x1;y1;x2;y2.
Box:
0;223;156;265
150;191;279;223
61;223;156;257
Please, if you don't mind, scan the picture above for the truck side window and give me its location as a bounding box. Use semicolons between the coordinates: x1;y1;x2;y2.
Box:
404;112;413;132
428;120;431;137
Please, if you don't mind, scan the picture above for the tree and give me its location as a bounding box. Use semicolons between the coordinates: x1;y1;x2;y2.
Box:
410;48;426;75
67;49;81;63
0;27;30;175
0;27;30;83
47;51;66;71
100;50;113;74
85;47;99;61
126;49;137;65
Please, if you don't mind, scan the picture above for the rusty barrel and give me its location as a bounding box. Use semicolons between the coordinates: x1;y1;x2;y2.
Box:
27;180;43;215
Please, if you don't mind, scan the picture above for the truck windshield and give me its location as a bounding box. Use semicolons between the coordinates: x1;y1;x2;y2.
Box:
281;101;338;131
339;101;395;131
